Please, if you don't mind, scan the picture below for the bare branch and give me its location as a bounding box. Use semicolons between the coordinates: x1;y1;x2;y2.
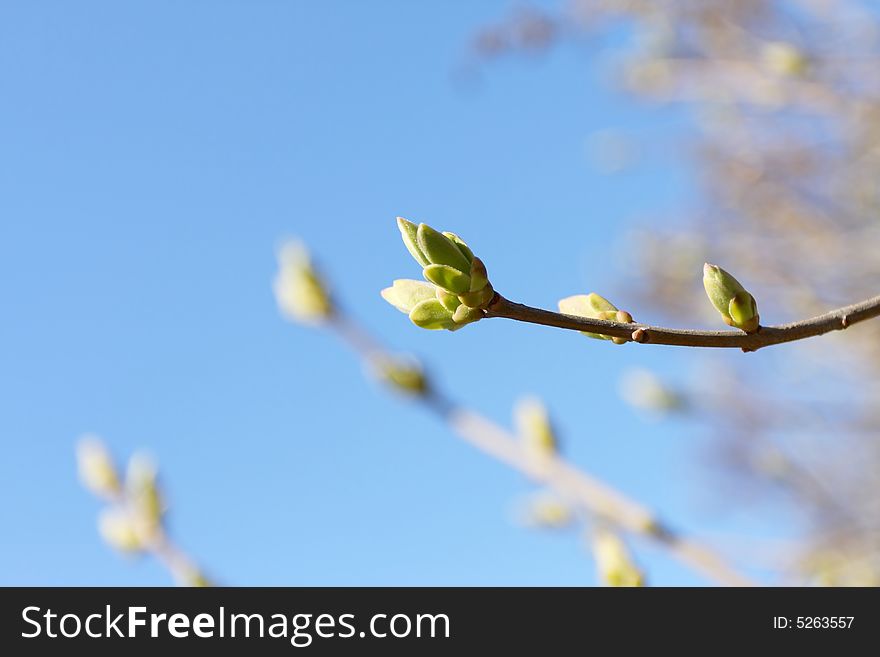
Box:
485;293;880;351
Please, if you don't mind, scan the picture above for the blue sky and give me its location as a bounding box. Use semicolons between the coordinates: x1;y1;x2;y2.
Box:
0;1;784;586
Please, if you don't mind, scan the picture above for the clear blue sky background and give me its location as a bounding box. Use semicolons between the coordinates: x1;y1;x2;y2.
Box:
0;1;785;585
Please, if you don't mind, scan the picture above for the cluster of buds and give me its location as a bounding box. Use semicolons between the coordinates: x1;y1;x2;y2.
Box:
557;293;634;345
382;218;493;331
77;437;165;554
273;240;334;325
702;263;760;333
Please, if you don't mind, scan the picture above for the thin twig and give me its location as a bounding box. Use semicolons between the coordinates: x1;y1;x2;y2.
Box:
485;293;880;350
328;314;756;586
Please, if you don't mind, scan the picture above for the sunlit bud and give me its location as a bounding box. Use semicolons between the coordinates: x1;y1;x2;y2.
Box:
76;435;121;499
591;529;645;587
408;298;458;330
702;263;760;333
125;453;164;539
416;223;473;273
397;217;430;266
618;368;684;414
442;231;474;264
558;293;634;344
381;279;437;314
436;288;462;312
451;303;484;325
372;356;429;396
514;396;558;461
468;257;489;292
423;263;471;294
519;493;574;529
457;283;494;309
98;507;144;554
761;41;808;77
273;241;333;325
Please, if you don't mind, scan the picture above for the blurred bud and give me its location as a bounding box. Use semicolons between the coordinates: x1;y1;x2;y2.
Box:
125;453;164;540
702;263;760;333
372;356;429;396
557;293;634;344
514;396;558;461
98;507;144;554
76;435;121;499
381;279;437;314
618;369;684;414
591;529;645;587
273;241;333;325
761;41;808;77
389;219;493;330
172;563;214;587
518;493;573;529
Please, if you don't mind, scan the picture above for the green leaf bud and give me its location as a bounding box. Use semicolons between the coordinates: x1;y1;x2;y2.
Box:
416;223;473;272
423;263;471;294
457;283;494;309
408;298;457;330
452;304;483;325
702;263;760;333
442;231;474;264
558;293;633;344
381;279;437;314
435;288;462;313
396;217;430;266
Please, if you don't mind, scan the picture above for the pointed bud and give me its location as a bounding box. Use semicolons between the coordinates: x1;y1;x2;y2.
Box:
98;507;145;554
381;279;437;314
76;435;121;500
591;529;645;587
273;241;333;325
442;231;474;264
423;263;471;294
514;396;558;461
416;223;473;272
408;298;457;330
558;293;633;344
702;263;760;333
396;217;430;266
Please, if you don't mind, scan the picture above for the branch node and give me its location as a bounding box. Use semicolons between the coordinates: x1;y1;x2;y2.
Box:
841;314;850;329
631;327;648;343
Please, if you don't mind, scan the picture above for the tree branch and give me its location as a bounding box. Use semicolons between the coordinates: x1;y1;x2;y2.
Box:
485;293;880;351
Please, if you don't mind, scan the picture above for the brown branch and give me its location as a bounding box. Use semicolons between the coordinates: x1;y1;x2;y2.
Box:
485;293;880;351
